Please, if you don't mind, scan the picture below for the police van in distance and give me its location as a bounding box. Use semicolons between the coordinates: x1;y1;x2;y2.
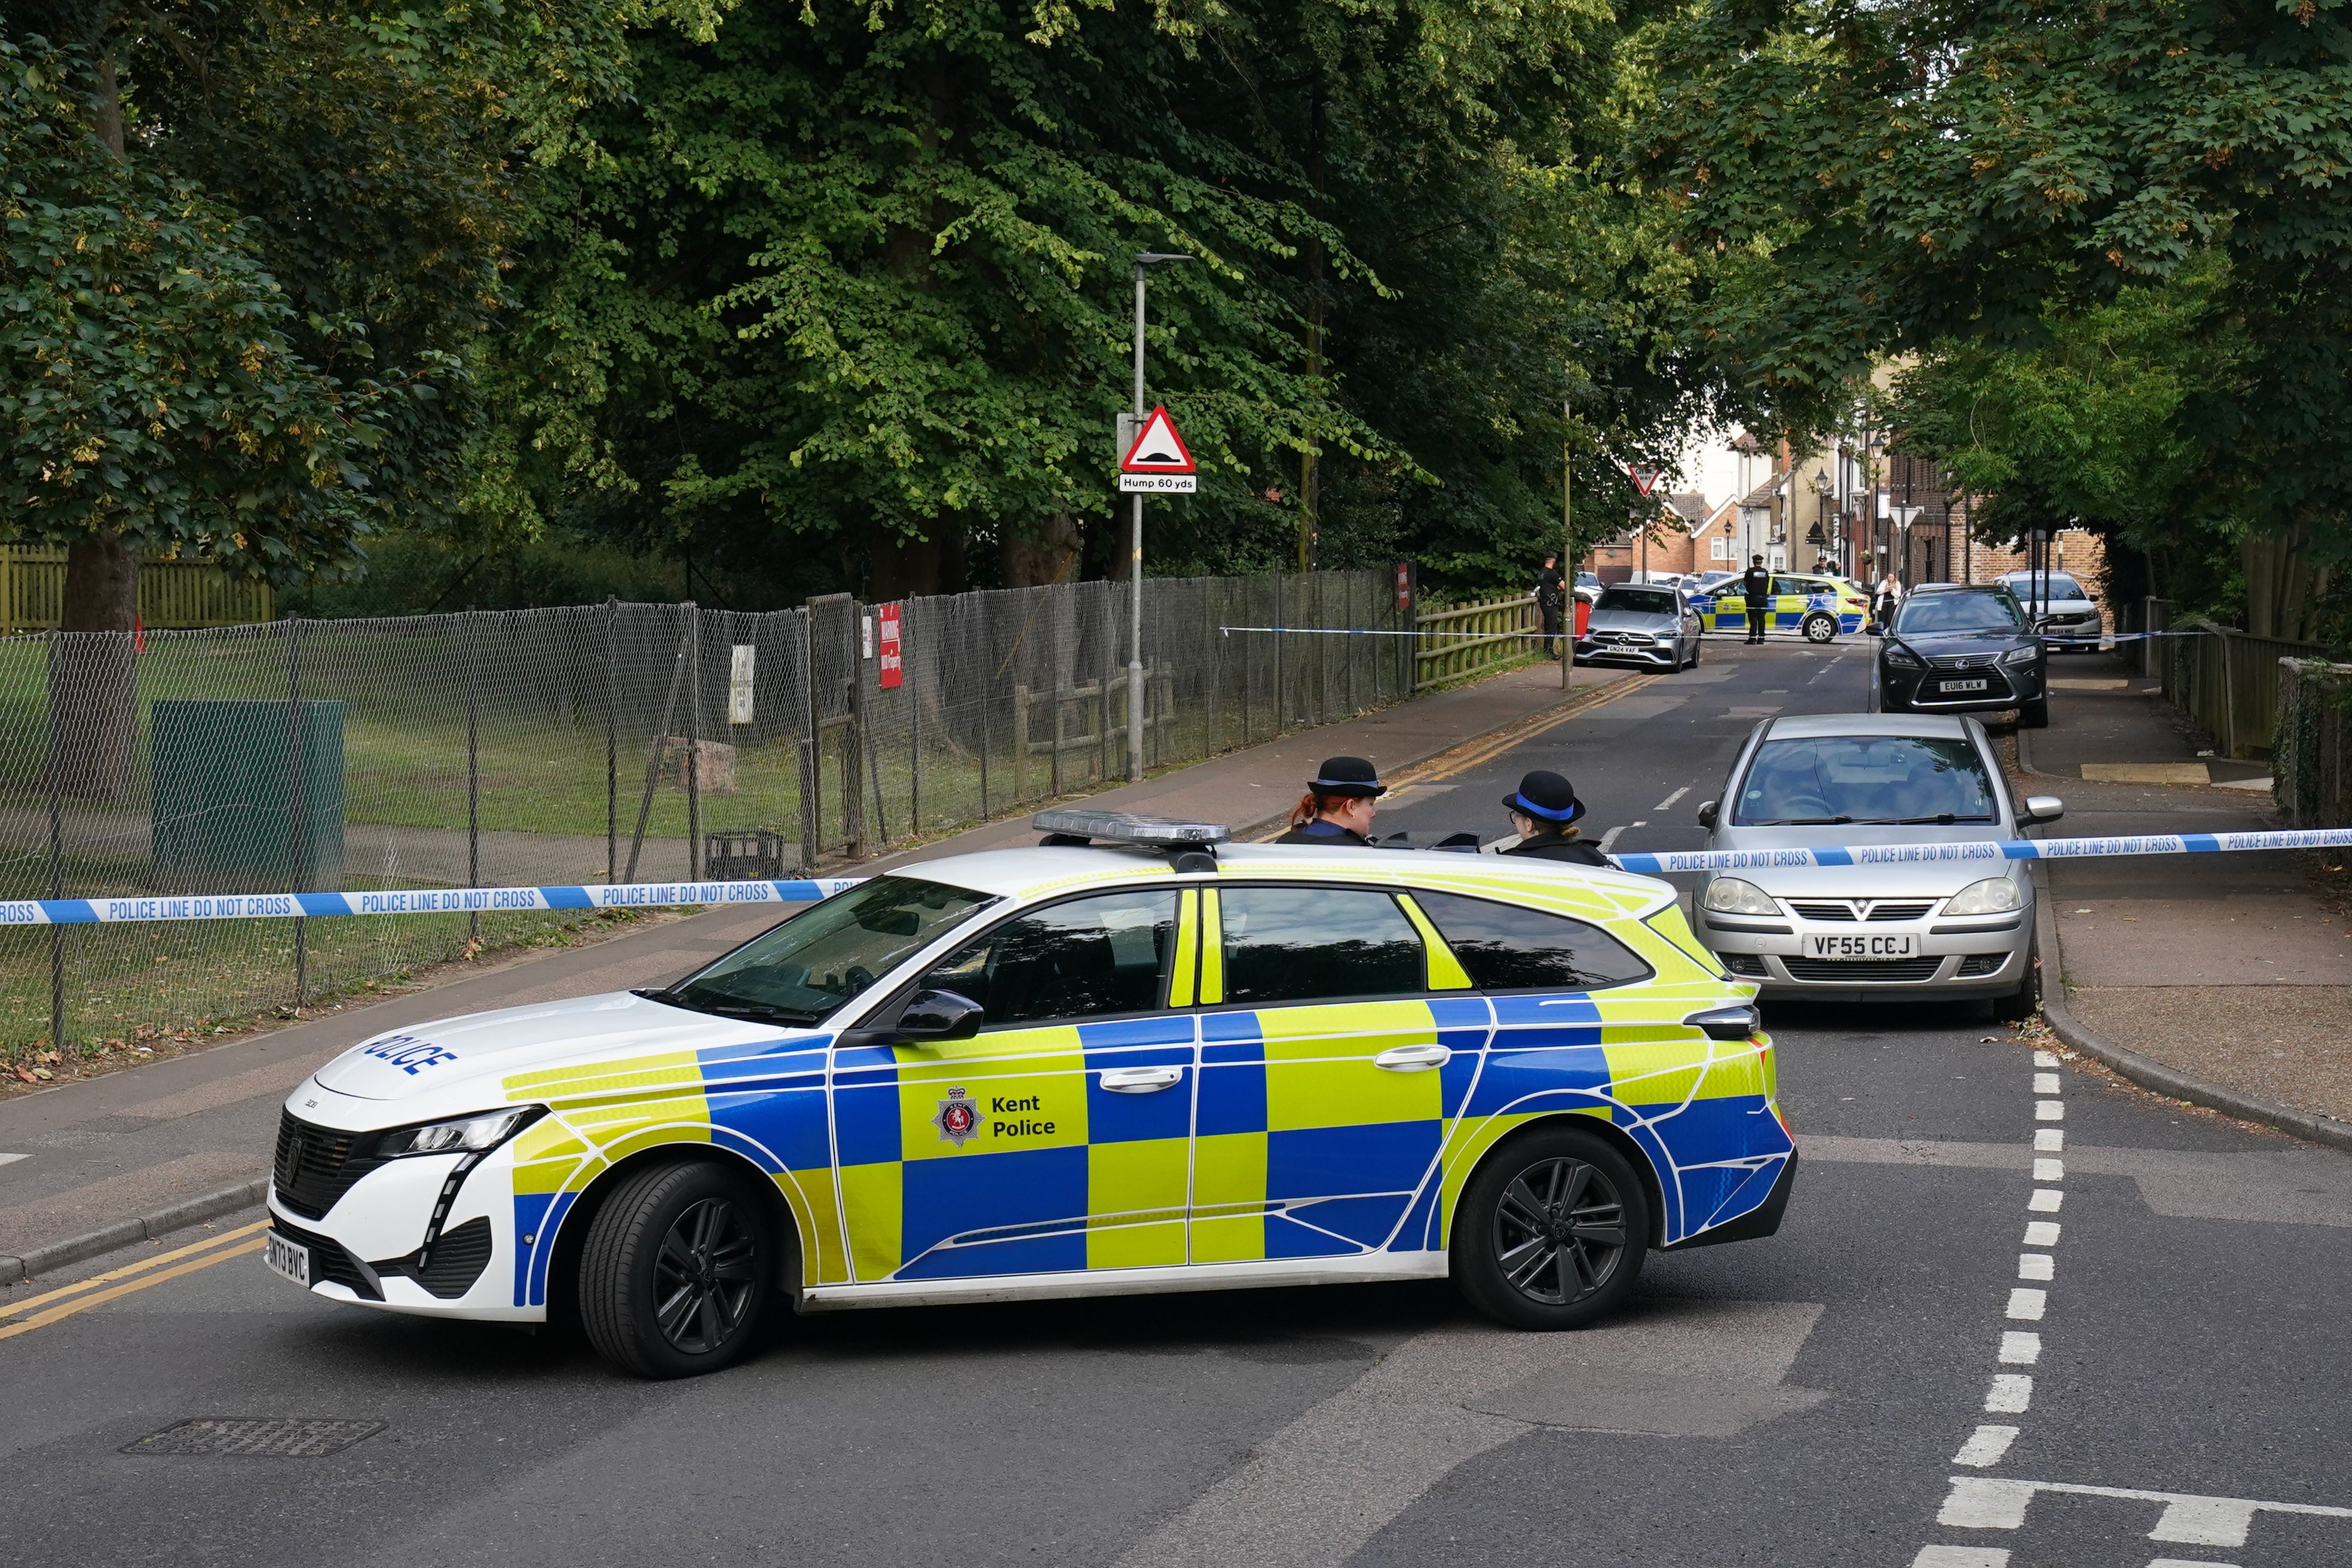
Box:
264;812;1797;1378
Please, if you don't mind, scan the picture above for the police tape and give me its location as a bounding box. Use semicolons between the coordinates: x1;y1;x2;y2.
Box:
0;878;865;927
1606;826;2352;876
8;828;2349;925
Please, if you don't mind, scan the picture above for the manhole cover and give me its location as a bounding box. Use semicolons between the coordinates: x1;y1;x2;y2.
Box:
122;1418;384;1457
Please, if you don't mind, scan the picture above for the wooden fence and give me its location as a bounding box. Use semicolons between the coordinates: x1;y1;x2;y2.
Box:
1413;594;1545;688
0;547;274;630
2275;660;2352;844
2147;601;2332;758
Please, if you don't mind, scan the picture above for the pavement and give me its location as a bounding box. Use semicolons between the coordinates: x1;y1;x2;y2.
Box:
2013;652;2352;1132
0;657;1636;1279
5;635;2349;1568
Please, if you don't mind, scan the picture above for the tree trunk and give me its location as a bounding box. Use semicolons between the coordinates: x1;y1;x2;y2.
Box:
868;526;946;601
49;532;142;801
1000;513;1082;588
2240;520;2332;642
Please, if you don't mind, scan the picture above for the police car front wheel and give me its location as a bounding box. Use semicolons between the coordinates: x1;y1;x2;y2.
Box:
1453;1126;1649;1330
580;1159;779;1378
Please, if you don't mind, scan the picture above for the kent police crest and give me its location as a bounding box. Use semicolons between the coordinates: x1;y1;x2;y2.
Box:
932;1087;982;1147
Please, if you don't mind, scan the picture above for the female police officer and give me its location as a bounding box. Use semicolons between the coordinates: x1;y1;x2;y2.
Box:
1275;756;1386;846
1499;770;1610;865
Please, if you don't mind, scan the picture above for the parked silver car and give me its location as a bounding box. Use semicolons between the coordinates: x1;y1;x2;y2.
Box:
1999;569;2104;652
1573;584;1703;671
1689;712;2062;1014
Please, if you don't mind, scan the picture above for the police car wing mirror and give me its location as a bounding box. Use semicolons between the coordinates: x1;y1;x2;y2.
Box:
1684;1004;1760;1042
896;989;983;1043
2019;795;2065;826
1696;800;1719;829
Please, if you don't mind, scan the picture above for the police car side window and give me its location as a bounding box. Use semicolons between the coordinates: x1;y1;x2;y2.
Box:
1219;887;1423;1006
921;890;1178;1028
1411;892;1652;991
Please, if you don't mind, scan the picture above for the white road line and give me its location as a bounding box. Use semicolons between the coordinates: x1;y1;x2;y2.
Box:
2028;1189;2064;1212
1654;786;1690;811
0;1153;26;1168
2035;1100;2065;1122
1936;1476;2352;1545
2018;1253;2054;1281
2007;1288;2047;1321
1631;819;1647;828
1952;1426;2019;1468
2034;1128;2063;1152
2032;1157;2064;1181
1597;825;1627;853
2148;1560;2242;1568
1912;1548;2010;1566
2024;1221;2060;1247
1985;1374;2034;1413
1999;1332;2042;1365
2034;1049;2060;1067
2033;1073;2061;1095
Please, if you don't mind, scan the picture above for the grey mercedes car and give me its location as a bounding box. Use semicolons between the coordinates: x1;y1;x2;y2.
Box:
1689;712;2062;1015
2000;569;2105;653
1573;583;1702;670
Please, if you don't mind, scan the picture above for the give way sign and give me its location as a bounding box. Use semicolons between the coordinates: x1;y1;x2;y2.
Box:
1119;405;1198;494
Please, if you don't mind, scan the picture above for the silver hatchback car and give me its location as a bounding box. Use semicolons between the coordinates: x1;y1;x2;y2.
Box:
1690;713;2062;1015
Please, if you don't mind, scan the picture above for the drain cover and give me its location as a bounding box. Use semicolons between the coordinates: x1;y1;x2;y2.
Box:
122;1418;384;1457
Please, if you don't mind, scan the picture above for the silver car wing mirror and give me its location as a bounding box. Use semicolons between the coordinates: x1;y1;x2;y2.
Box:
2020;795;2064;825
1696;800;1719;829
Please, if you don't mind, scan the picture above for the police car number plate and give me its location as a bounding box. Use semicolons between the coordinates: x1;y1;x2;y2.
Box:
1937;678;1990;694
1805;933;1919;960
263;1232;311;1288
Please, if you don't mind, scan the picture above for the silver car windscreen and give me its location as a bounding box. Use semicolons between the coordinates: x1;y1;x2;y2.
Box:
1731;735;1999;826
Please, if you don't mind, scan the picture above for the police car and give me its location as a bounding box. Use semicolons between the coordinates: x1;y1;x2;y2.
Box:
1689;573;1872;643
264;813;1796;1378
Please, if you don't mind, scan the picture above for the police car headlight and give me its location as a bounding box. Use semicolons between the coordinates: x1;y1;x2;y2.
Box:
2000;644;2039;666
1943;877;2023;915
377;1105;543;1157
1702;877;1780;916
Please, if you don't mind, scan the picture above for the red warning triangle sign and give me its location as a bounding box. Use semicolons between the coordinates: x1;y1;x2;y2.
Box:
1627;462;1665;497
1121;405;1196;473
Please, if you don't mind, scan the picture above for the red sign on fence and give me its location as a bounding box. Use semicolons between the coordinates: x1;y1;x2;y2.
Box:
878;603;904;689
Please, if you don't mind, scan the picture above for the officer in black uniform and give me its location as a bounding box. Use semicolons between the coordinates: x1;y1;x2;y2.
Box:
1274;756;1386;846
1741;553;1773;645
1499;770;1610;865
1536;553;1567;659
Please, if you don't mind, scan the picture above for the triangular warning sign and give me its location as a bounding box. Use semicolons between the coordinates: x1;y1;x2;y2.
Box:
1627;462;1665;497
1122;405;1196;473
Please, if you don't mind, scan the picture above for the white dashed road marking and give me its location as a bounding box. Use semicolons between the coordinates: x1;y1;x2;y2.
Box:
2024;1221;2060;1247
1953;1426;2019;1469
1933;1476;2352;1546
1653;786;1690;811
2006;1289;2047;1321
0;1153;26;1168
2017;1253;2053;1281
1998;1333;2040;1365
2035;1100;2065;1122
2028;1188;2063;1212
1910;1548;2010;1567
1984;1375;2033;1413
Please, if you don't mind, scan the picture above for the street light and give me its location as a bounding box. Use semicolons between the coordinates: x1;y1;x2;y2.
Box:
1127;251;1191;782
1808;468;1832;571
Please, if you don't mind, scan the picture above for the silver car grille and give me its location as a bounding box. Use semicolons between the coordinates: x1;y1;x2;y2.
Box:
1786;899;1936;922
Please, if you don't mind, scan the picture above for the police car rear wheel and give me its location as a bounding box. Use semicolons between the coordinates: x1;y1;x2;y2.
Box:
1802;612;1838;644
1454;1126;1647;1330
580;1160;775;1379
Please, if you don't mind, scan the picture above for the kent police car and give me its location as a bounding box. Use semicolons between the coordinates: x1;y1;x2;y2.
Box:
264;813;1796;1378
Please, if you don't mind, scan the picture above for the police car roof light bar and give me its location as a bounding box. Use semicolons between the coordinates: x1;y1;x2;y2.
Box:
1030;809;1229;847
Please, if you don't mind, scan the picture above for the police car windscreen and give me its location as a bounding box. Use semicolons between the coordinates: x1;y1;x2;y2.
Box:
1733;735;1997;826
1891;592;2023;634
669;875;996;1023
1595;587;1678;615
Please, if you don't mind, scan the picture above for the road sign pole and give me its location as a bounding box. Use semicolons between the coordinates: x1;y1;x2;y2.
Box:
1129;261;1147;782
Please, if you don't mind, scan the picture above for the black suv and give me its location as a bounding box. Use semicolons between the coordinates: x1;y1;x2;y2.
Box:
1870;585;2049;727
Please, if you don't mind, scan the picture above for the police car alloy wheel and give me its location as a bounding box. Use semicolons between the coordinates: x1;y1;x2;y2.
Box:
580;1160;779;1379
1802;612;1838;644
1453;1125;1649;1330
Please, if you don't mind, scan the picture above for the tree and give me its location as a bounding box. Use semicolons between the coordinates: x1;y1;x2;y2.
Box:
1644;0;2352;636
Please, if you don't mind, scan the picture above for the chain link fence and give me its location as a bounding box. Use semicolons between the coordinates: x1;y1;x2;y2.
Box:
0;569;1406;1055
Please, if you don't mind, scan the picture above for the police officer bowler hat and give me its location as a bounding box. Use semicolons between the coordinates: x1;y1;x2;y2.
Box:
1309;756;1387;798
1503;769;1585;825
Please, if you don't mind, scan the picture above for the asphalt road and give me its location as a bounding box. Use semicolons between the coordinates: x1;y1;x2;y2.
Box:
5;638;2348;1568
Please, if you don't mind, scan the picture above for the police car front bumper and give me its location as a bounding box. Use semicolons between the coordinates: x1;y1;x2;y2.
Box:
264;1086;538;1321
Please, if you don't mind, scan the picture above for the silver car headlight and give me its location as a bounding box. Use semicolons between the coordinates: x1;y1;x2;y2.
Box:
376;1105;543;1157
1702;877;1780;916
1943;877;2023;915
2000;644;2039;665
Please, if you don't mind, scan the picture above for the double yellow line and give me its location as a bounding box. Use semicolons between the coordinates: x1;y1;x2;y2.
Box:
0;1220;270;1343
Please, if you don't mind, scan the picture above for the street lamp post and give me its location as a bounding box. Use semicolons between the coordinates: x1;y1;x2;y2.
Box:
1128;251;1190;782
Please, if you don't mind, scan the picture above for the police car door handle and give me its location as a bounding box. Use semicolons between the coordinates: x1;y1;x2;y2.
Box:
1374;1045;1451;1073
1099;1065;1184;1094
